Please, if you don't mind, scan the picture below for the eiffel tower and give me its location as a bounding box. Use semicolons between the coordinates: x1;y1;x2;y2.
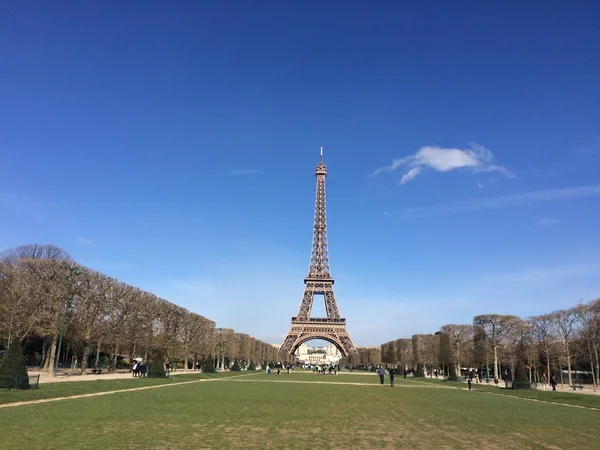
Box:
280;148;357;357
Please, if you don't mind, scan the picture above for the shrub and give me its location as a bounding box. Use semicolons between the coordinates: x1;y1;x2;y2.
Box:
414;363;425;378
512;360;531;389
248;360;256;371
0;338;30;390
231;360;241;371
203;356;216;373
147;351;167;378
447;364;459;381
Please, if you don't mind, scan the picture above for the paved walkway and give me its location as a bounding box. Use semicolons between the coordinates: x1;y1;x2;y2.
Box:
29;369;204;384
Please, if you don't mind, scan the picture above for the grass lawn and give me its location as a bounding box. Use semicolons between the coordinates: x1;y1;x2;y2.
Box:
0;371;247;405
2;371;599;449
406;375;600;409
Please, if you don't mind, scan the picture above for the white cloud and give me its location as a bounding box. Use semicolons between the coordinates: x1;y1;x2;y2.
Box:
371;143;513;185
477;182;484;188
387;184;600;219
76;237;94;245
227;169;263;176
539;218;560;225
399;167;422;185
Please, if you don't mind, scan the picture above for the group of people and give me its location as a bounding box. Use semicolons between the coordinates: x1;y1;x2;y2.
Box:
313;365;338;375
376;366;399;386
265;364;292;375
131;360;148;377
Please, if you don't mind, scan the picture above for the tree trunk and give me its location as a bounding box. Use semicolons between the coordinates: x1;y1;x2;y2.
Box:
40;339;48;368
81;346;91;375
545;350;551;384
493;344;499;380
566;346;572;386
46;337;58;375
594;343;600;388
558;357;564;387
112;344;119;372
587;341;597;392
184;343;189;371
64;342;70;365
95;342;102;369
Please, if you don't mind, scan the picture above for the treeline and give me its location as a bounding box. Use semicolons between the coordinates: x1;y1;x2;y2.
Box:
339;346;381;368
380;299;600;389
0;244;281;374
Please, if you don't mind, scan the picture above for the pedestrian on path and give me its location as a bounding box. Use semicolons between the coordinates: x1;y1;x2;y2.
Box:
376;366;385;385
388;367;396;387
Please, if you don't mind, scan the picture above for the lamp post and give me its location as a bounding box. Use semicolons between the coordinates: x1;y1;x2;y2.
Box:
54;263;80;377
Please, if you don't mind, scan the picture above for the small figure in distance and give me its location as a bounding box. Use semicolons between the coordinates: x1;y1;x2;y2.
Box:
388;366;396;387
550;375;557;392
376;365;385;385
467;372;473;391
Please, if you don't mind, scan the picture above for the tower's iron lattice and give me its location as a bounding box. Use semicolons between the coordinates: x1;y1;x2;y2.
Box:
279;149;357;357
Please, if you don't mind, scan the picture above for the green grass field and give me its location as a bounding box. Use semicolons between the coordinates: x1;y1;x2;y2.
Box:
1;371;599;449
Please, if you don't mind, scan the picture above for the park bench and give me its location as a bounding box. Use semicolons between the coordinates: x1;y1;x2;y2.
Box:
571;384;584;390
91;357;106;374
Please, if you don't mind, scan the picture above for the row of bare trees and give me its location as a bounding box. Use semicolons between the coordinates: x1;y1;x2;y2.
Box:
339;346;381;368
0;245;279;374
380;299;600;390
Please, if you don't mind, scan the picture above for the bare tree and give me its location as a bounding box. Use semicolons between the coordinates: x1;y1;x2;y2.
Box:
573;302;598;391
551;308;578;386
0;243;291;376
473;314;520;381
395;339;412;370
440;324;473;378
0;244;72;264
0;259;47;344
530;313;555;385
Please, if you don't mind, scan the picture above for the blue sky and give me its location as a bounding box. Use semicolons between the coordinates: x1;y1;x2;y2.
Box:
1;1;599;346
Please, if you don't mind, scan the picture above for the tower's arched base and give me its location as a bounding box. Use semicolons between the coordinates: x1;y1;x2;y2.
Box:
280;318;357;357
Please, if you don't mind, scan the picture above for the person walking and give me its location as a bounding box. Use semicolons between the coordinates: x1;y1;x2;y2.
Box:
389;367;396;387
550;375;557;392
377;366;385;385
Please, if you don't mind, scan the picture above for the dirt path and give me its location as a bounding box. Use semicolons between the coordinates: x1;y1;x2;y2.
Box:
29;369;201;384
0;373;257;410
228;379;447;388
